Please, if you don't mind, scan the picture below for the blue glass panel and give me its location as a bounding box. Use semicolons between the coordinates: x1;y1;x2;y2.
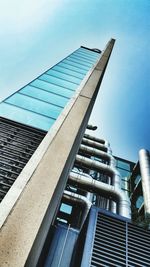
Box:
79;48;100;58
5;93;62;119
20;86;68;108
63;59;89;71
72;52;96;64
76;50;99;61
68;55;93;68
0;102;55;131
52;65;85;79
47;69;81;84
58;62;87;75
39;74;77;91
31;80;73;98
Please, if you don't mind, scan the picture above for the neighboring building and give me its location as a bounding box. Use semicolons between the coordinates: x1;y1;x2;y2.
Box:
130;149;150;226
0;39;150;267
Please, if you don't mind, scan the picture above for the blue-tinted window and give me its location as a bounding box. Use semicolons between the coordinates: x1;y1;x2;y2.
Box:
117;160;131;171
0;102;55;131
59;62;87;75
31;80;73;98
46;69;81;84
63;59;89;71
5;93;62;119
60;203;72;214
136;196;144;209
52;65;85;79
20;86;68;108
73;51;97;63
68;55;93;68
39;74;77;91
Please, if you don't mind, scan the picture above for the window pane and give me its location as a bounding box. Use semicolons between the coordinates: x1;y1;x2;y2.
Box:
0;102;55;131
52;65;85;79
63;59;89;71
75;50;99;61
72;52;96;64
117;160;131;171
79;48;100;59
39;74;77;91
118;168;130;178
5;93;62;119
73;51;97;63
64;58;90;71
59;62;87;75
68;55;93;68
136;196;144;209
47;69;81;84
20;86;68;108
31;80;73;98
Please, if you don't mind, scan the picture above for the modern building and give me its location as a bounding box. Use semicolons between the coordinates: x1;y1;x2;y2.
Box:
0;39;150;267
130;149;150;226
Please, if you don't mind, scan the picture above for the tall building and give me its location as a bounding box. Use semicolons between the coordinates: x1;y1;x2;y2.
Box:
0;39;150;267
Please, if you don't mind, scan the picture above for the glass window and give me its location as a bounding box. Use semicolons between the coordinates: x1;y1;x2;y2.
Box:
117;160;131;171
79;48;100;59
20;86;68;108
5;93;62;119
52;65;85;79
75;50;99;61
39;74;77;91
118;168;130;178
63;59;89;71
60;203;72;214
136;196;144;209
65;58;90;71
134;174;141;185
68;55;93;68
31;80;73;98
58;62;87;75
46;69;81;84
0;102;55;131
73;52;97;64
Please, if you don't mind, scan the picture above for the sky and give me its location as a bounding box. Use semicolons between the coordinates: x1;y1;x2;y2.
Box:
0;0;150;162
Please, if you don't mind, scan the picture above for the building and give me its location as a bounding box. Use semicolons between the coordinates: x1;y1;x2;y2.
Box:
0;39;150;267
130;149;150;226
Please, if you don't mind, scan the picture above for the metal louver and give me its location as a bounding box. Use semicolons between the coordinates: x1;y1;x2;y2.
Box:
0;117;46;202
81;208;150;267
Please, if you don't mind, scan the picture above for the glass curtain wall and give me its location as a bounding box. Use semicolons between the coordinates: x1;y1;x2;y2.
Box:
0;48;100;131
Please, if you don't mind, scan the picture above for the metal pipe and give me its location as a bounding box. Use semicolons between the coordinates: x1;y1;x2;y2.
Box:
86;125;97;131
79;144;116;167
69;172;131;218
75;155;121;188
62;190;92;228
139;149;150;218
84;133;109;145
82;138;112;154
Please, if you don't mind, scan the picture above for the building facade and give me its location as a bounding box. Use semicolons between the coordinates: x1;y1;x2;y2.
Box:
0;39;150;267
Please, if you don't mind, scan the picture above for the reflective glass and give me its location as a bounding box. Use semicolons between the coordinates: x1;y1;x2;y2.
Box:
47;69;81;84
59;62;87;75
31;80;73;98
39;74;77;91
72;52;96;64
76;50;99;61
118;168;130;178
117;160;131;171
5;93;62;119
79;48;100;59
136;196;144;209
65;58;90;70
63;59;89;71
52;65;85;79
0;102;55;131
20;86;68;108
68;55;93;68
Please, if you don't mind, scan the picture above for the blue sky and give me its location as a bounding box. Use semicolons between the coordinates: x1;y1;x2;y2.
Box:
0;0;150;162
